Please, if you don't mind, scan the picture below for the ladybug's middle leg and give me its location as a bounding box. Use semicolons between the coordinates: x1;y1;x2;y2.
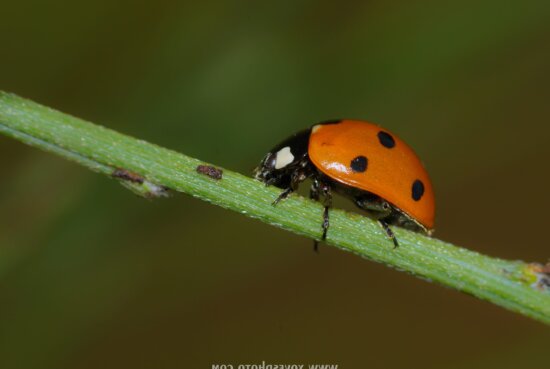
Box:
320;181;332;242
310;178;321;202
310;178;332;252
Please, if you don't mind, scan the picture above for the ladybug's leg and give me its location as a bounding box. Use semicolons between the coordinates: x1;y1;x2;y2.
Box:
272;167;310;205
272;187;294;205
354;195;399;248
310;178;320;201
378;220;399;249
310;179;321;251
310;178;332;252
320;181;332;242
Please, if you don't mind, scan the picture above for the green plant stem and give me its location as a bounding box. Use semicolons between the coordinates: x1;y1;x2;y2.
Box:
1;91;549;324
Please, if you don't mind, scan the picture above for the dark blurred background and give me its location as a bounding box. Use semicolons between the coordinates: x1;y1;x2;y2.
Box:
0;1;549;368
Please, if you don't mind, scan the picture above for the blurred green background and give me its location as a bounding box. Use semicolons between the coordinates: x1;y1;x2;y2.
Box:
1;1;549;368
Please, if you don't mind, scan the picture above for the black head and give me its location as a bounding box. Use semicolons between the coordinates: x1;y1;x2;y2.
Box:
254;128;312;188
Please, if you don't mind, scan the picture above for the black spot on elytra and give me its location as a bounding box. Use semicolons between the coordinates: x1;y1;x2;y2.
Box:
317;119;342;125
350;156;368;172
377;131;395;148
412;179;424;201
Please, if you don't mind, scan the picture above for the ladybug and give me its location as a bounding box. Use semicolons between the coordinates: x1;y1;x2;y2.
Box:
254;119;435;249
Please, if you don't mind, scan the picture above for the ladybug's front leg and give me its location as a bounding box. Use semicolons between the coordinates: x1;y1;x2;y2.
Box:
272;187;294;205
272;168;310;205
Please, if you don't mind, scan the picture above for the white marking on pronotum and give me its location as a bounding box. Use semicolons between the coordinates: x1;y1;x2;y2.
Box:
274;146;294;169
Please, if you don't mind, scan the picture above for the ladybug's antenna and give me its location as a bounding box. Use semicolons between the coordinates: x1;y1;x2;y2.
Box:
378;220;399;248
